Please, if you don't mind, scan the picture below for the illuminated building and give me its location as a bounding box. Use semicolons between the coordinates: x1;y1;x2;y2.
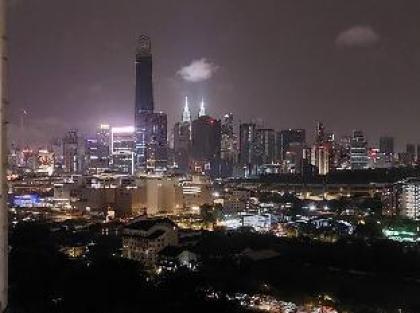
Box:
181;174;212;210
111;126;135;175
191;111;221;177
36;149;55;176
239;123;257;176
134;35;168;172
122;218;179;265
311;144;329;175
63;130;85;174
86;124;111;174
284;142;304;173
397;178;420;220
220;113;238;177
315;121;325;145
136;175;183;215
255;128;275;167
350;130;368;170
276;129;305;162
173;97;191;173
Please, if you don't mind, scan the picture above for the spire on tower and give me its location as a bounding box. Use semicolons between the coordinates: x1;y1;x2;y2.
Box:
199;97;206;117
182;96;191;122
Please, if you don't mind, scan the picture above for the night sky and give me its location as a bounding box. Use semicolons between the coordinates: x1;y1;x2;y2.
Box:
8;0;420;150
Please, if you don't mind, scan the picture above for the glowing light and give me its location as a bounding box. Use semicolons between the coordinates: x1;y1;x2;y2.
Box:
112;126;135;134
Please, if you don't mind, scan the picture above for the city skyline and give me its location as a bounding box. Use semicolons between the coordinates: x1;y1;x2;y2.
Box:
8;0;420;150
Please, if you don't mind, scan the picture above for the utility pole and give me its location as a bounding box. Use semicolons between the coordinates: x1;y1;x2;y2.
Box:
0;0;8;310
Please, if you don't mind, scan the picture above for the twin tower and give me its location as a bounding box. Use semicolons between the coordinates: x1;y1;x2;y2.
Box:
134;35;208;173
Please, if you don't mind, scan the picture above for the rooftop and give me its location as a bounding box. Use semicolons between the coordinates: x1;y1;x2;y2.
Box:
125;217;177;232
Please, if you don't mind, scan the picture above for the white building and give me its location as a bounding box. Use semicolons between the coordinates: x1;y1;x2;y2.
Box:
398;178;420;219
122;218;178;266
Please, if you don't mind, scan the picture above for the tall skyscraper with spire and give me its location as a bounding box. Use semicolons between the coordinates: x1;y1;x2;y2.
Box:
182;96;191;123
174;97;192;173
134;35;167;172
191;99;221;177
135;35;153;113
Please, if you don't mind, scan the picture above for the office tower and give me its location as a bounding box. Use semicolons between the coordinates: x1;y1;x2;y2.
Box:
406;144;415;164
0;1;7;308
87;124;111;174
417;145;420;163
191;115;221;177
239;123;257;175
276;129;306;161
173;97;192;173
311;145;330;175
134;35;167;172
63;130;85;173
284;142;304;173
111;126;135;175
96;124;111;169
350;130;368;170
379;136;394;155
144;112;168;170
135;35;153;113
315;121;325;145
255;128;275;166
220;113;238;177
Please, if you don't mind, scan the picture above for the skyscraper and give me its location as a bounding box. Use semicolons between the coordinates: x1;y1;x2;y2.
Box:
62;130;85;173
239;123;257;176
134;35;167;172
135;35;153;113
255;128;275;166
406;144;416;164
220;113;237;177
174;97;192;173
87;124;111;174
111;126;135;175
379;136;394;155
350;130;368;170
276;129;306;161
191;115;221;177
315;121;325;145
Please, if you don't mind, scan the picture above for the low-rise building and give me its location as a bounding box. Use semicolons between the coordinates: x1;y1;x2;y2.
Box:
122;218;178;266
